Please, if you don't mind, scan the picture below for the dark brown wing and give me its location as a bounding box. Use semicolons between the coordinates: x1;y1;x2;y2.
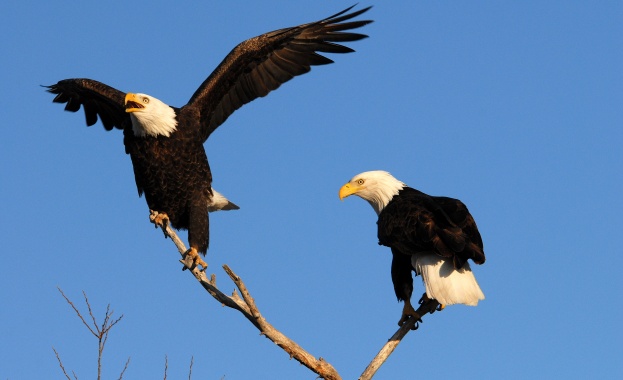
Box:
183;5;372;142
44;78;129;131
432;195;485;265
377;188;485;270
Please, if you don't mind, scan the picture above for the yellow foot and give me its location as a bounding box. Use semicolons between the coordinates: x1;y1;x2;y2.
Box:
183;247;208;272
398;300;421;329
150;210;169;229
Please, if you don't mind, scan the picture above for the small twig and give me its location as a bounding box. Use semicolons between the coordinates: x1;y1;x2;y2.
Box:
57;287;97;337
163;355;168;380
117;357;131;380
223;266;261;319
188;356;194;380
84;291;99;335
53;346;72;380
55;288;126;380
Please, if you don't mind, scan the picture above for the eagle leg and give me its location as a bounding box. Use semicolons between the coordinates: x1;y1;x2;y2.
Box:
182;247;208;272
398;299;422;330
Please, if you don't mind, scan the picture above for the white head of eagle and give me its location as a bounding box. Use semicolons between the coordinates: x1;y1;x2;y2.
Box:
125;93;178;138
338;170;405;215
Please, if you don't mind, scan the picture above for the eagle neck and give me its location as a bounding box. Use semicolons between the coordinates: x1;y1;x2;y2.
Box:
367;182;405;215
130;105;178;138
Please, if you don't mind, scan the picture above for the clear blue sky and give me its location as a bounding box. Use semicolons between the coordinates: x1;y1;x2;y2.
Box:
1;1;621;379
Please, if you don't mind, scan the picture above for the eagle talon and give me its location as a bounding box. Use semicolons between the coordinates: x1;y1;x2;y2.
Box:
154;213;169;227
398;300;422;329
150;211;170;237
398;315;421;330
180;257;194;271
182;247;208;272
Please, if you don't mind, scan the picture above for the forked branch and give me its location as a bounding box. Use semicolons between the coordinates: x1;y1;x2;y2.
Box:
150;211;342;380
150;211;438;380
55;288;129;380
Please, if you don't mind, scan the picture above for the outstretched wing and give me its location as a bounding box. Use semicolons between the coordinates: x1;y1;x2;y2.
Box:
377;188;485;269
183;5;372;141
45;78;130;131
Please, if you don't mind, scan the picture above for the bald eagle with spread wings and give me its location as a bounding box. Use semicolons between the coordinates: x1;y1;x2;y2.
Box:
339;171;485;326
45;6;372;271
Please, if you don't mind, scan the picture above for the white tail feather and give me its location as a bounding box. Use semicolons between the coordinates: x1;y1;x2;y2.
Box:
208;189;240;212
413;252;485;306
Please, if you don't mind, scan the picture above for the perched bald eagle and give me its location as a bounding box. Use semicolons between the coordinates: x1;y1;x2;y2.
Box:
339;171;485;325
46;6;372;271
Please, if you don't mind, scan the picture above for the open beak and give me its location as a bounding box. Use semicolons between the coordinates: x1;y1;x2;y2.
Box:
125;93;144;113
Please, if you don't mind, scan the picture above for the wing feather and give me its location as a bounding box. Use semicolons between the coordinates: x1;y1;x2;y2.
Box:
378;188;485;270
183;5;372;141
45;78;129;131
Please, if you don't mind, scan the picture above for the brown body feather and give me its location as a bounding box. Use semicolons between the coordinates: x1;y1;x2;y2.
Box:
124;118;212;253
378;188;485;302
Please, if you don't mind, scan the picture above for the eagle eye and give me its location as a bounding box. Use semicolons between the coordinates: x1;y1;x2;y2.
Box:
142;97;149;104
357;179;365;185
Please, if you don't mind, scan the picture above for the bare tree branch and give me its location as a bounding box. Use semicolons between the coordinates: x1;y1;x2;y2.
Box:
55;288;129;380
150;211;342;380
188;356;194;380
223;265;342;379
150;210;443;379
163;355;168;380
53;346;72;380
117;357;131;380
83;291;99;336
57;287;97;337
358;299;441;380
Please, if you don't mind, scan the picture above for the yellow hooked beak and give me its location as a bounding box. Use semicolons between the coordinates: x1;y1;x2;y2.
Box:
125;93;145;113
339;183;363;201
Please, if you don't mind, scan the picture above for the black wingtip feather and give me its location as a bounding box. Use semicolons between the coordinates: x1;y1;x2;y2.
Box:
45;78;127;130
64;98;81;112
322;5;373;25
